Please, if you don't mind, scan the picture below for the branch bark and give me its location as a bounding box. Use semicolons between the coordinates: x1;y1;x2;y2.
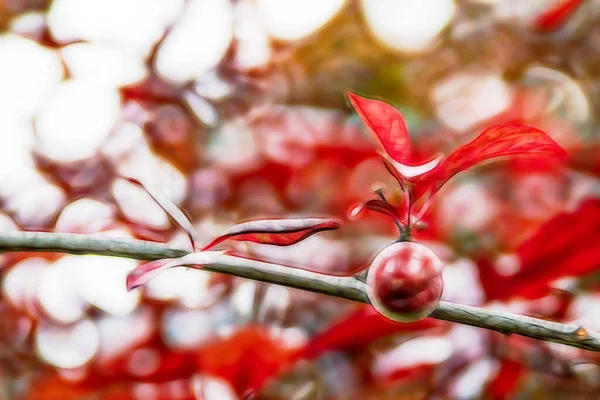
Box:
1;231;598;351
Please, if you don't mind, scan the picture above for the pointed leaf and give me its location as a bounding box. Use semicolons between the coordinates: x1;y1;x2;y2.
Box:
350;199;401;221
195;326;297;397
533;0;582;32
417;123;567;198
347;92;412;164
479;199;600;301
126;251;225;290
486;359;525;400
518;204;600;267
120;176;197;249
202;218;341;250
298;305;441;359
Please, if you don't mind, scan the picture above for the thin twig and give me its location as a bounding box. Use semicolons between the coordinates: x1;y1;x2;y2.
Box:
0;232;599;352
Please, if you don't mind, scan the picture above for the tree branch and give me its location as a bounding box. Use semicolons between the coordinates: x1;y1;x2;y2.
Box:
1;231;598;352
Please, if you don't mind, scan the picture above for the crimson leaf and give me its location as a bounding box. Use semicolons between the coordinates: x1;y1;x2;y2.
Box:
298;305;441;360
195;326;297;397
126;250;225;290
347;92;412;164
479;198;600;301
532;0;582;33
350;199;401;221
485;359;525;400
202;217;341;250
415;123;567;199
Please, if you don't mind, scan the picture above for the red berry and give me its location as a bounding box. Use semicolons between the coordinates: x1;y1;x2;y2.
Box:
366;241;443;322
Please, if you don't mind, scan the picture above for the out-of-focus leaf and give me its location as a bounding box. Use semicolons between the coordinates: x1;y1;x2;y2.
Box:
532;0;583;33
347;92;412;164
195;326;297;397
415;123;567;199
126;251;225;290
298;305;441;360
479;198;600;301
119;176;197;249
485;359;525;400
518;198;600;266
202;218;341;250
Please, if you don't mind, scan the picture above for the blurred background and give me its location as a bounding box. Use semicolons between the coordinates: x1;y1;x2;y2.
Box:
0;0;599;399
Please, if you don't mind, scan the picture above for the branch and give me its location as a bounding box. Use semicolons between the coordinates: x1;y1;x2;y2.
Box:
1;231;598;352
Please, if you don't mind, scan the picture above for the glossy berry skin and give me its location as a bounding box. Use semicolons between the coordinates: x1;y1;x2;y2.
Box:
366;241;443;322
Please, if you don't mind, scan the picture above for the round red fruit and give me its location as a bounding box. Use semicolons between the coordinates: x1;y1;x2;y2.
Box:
366;241;443;322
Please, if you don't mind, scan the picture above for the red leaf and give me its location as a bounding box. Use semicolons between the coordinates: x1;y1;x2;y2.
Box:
126;250;225;290
350;199;401;221
298;305;441;360
518;199;600;264
486;359;525;400
416;123;567;199
195;326;297;397
479;199;600;301
509;199;600;299
119;176;197;249
347;92;412;164
202;217;341;250
532;0;583;33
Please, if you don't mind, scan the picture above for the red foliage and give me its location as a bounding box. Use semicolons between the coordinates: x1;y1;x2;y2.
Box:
299;305;442;359
346;92;412;164
349;199;401;222
486;359;525;400
195;326;297;397
346;92;567;211
202;217;342;250
24;376;110;400
416;123;567;199
532;0;583;32
479;198;600;301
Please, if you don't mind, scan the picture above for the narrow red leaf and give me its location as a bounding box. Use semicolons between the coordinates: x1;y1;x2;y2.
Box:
510;199;600;299
533;0;583;33
350;199;401;221
347;92;412;164
516;236;600;300
416;123;567;198
518;200;600;268
126;251;225;290
298;305;441;360
202;218;341;250
479;199;600;301
119;176;197;249
486;359;525;400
